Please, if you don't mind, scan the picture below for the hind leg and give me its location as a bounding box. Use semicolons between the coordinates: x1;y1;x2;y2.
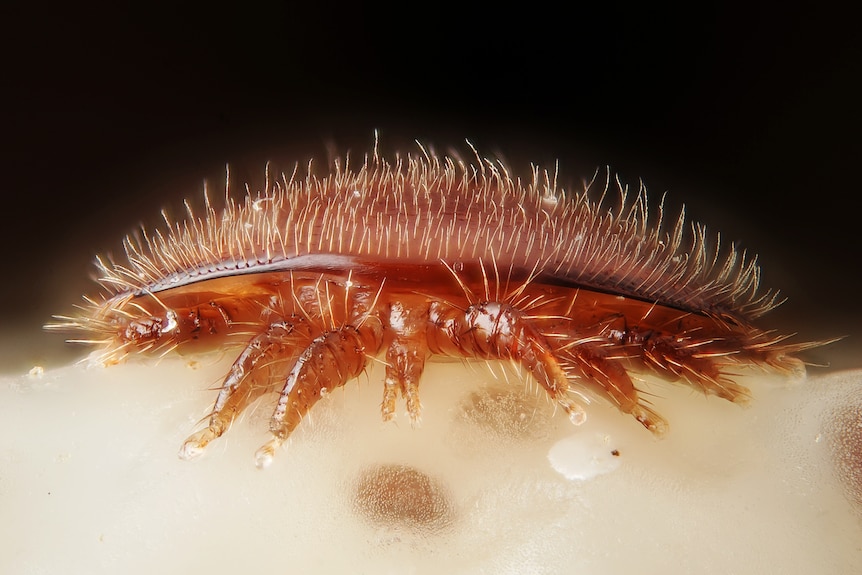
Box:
428;300;589;425
642;334;752;404
563;342;669;435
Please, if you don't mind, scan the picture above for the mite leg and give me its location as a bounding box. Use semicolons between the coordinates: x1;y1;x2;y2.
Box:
381;302;429;424
255;322;384;468
428;301;588;425
642;334;751;404
563;342;668;435
179;319;312;460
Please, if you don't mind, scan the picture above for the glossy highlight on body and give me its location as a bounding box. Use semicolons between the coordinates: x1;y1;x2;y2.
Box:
47;139;816;467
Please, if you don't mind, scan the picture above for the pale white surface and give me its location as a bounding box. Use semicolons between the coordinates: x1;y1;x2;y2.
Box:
2;356;861;574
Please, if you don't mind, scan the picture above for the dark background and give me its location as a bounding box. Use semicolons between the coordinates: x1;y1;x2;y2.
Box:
2;4;859;373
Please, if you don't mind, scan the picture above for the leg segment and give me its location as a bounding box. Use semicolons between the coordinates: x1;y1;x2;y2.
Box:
381;301;429;424
641;334;751;404
255;322;384;468
179;318;313;459
427;301;588;425
562;342;668;435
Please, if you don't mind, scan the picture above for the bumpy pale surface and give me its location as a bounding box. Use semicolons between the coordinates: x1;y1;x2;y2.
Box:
2;359;861;575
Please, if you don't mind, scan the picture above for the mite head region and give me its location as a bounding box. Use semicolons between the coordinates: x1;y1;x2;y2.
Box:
46;141;826;467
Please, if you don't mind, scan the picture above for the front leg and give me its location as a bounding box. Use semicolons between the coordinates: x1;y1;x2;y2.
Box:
179;317;314;459
255;322;384;468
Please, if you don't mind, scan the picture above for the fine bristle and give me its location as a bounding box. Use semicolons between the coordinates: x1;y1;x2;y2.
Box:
83;142;778;322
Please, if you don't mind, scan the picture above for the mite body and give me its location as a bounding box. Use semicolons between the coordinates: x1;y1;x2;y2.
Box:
50;142;813;467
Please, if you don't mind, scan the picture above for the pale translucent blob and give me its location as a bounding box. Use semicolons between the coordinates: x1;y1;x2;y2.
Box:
1;357;861;574
548;432;622;480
